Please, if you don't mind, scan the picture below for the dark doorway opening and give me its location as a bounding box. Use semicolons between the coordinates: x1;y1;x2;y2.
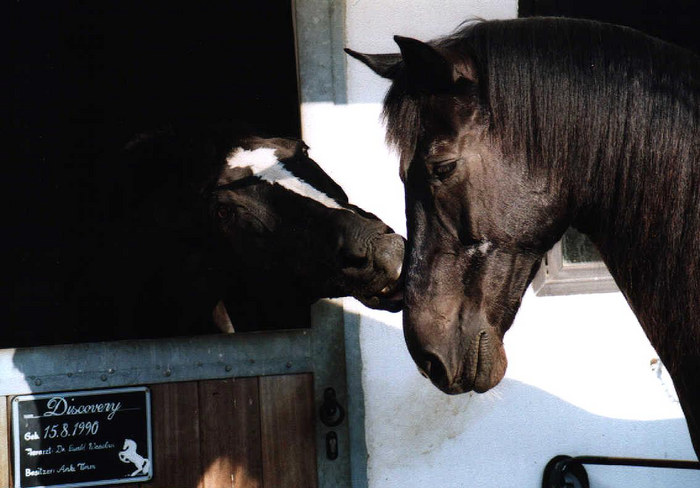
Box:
6;2;301;345
519;0;699;53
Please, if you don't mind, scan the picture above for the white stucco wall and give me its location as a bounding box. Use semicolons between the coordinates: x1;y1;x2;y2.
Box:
299;1;698;486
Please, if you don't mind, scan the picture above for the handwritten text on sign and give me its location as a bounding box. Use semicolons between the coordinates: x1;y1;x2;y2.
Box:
12;387;152;488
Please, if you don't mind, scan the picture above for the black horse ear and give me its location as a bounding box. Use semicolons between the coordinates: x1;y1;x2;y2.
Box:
345;48;402;79
393;36;456;92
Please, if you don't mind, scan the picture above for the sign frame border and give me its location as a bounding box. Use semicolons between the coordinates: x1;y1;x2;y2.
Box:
11;386;153;488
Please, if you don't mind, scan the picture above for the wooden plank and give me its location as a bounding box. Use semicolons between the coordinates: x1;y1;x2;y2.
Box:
260;374;317;488
1;397;10;488
198;377;262;488
148;382;202;488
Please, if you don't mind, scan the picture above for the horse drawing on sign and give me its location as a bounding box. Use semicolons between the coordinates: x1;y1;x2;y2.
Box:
347;17;700;455
3;124;403;345
119;439;150;477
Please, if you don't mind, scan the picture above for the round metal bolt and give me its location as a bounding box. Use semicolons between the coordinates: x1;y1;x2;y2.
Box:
100;374;108;382
34;379;42;386
286;361;293;369
108;368;115;374
225;365;232;372
164;369;172;377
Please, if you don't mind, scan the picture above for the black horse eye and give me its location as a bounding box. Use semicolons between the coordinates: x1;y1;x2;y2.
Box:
216;205;231;220
431;160;457;180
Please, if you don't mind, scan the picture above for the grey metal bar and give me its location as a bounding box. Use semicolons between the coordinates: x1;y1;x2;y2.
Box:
294;0;347;104
310;300;353;487
0;329;313;395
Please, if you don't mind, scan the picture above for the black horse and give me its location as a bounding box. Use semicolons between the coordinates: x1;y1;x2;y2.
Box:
347;17;700;456
3;123;403;345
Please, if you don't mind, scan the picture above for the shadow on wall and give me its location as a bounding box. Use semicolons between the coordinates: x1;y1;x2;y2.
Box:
356;312;699;488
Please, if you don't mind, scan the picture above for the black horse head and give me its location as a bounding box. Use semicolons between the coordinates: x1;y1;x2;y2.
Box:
208;134;404;330
347;35;561;393
2;123;405;345
77;124;404;339
346;17;699;408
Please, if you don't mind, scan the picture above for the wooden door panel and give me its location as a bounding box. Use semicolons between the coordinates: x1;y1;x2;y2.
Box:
260;374;317;488
3;375;322;488
198;378;262;488
149;382;202;488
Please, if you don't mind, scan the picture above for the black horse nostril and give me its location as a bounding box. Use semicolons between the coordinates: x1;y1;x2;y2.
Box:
421;352;448;387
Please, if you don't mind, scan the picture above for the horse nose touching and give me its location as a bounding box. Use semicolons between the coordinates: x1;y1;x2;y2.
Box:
372;233;405;287
338;221;405;311
365;232;405;311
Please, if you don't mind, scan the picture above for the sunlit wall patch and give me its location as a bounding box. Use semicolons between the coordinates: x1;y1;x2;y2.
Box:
226;147;343;209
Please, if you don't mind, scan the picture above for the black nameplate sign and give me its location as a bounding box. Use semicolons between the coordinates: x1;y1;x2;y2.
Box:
12;387;152;488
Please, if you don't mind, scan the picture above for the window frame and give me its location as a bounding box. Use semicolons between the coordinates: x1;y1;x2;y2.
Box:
531;239;619;296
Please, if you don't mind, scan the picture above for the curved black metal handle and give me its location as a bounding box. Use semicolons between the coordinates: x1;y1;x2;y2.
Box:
543;454;700;488
542;456;590;488
319;387;345;427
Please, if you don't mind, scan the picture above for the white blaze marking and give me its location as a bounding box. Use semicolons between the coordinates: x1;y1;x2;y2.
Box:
226;147;342;209
466;240;493;257
478;241;492;254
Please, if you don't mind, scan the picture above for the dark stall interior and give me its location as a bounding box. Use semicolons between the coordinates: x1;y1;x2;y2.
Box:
520;0;699;53
6;2;301;346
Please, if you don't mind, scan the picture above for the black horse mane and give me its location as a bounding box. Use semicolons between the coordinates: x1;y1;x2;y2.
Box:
386;17;699;178
384;17;700;358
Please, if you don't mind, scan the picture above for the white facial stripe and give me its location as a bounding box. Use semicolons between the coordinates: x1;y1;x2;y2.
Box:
226;147;343;209
478;241;493;254
466;240;493;257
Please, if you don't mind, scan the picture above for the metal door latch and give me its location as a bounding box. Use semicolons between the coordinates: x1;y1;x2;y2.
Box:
319;387;345;427
325;431;339;460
